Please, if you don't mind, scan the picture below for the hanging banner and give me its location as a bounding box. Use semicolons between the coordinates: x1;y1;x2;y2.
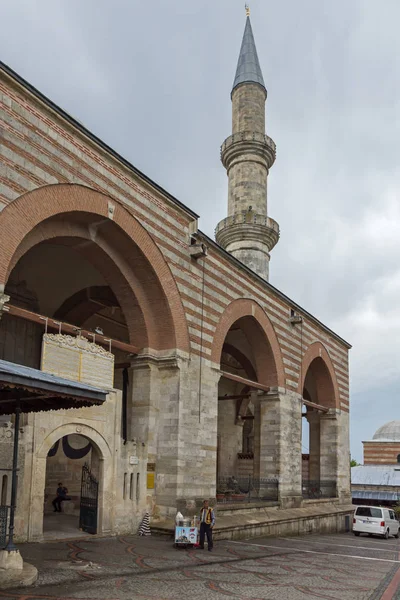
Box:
41;333;114;389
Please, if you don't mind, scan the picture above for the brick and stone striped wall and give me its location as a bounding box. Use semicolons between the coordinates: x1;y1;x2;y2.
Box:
0;66;350;413
363;442;400;465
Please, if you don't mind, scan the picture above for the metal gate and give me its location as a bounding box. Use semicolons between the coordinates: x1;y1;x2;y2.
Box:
0;505;9;548
79;463;98;534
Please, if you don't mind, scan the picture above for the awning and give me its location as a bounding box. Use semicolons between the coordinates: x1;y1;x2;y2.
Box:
0;359;107;415
352;490;400;501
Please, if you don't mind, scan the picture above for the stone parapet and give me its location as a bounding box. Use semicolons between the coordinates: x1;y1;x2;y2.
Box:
221;131;276;171
215;213;280;253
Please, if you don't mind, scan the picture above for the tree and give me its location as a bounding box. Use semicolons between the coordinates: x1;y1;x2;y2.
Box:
350;458;359;467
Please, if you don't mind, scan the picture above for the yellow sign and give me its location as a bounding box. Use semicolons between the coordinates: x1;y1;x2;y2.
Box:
147;473;155;489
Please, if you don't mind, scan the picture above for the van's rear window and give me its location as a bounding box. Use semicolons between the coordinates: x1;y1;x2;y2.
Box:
355;507;382;518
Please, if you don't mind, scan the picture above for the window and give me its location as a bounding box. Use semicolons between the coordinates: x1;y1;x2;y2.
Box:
390;510;396;520
136;473;140;502
355;507;382;518
130;474;134;500
123;473;127;499
397;454;400;463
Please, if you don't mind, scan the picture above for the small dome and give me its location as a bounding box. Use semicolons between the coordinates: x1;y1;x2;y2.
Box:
373;421;400;441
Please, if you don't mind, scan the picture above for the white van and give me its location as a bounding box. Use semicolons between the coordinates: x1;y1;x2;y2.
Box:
353;505;399;539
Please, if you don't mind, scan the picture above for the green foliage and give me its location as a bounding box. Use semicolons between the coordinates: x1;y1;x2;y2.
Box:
350;458;360;467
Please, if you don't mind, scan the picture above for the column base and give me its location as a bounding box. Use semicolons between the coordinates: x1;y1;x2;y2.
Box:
0;549;23;570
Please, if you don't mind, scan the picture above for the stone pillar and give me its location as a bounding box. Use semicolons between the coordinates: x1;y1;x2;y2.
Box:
336;411;351;503
129;354;162;463
254;390;302;507
320;409;340;498
306;411;321;483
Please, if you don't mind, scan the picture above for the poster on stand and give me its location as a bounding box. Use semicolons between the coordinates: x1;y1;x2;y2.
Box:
175;526;198;545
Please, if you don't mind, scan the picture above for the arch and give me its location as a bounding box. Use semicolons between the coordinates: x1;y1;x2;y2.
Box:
37;422;111;461
0;184;190;353
211;298;285;388
299;342;340;409
28;422;115;541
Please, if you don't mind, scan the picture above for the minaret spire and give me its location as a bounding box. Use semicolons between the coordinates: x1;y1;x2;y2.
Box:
232;12;265;94
215;12;279;281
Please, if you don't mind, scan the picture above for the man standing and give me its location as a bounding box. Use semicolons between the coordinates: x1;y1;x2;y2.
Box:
199;499;215;551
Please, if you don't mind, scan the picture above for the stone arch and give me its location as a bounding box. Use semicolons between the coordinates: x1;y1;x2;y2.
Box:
0;184;190;353
299;342;340;409
29;421;114;541
37;422;111;460
211;298;285;388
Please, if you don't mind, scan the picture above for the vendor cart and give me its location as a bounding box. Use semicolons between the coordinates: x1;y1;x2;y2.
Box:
174;525;198;548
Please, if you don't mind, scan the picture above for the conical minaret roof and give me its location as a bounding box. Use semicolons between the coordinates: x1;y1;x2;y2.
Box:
232;17;266;94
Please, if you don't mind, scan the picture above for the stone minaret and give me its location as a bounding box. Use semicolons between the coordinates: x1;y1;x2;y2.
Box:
215;14;279;281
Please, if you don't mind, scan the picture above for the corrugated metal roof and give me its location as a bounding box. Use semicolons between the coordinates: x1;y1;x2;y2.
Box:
0;359;107;414
0;359;106;394
352;491;400;501
232;17;266;93
351;465;400;487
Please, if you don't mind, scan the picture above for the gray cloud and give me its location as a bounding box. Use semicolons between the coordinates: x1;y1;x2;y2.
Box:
2;0;400;461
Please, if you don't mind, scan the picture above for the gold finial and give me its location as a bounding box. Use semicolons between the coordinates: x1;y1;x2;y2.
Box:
245;4;250;17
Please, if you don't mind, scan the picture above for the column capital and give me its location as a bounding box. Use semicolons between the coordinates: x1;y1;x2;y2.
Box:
0;293;10;320
257;389;281;403
320;408;340;421
129;351;185;372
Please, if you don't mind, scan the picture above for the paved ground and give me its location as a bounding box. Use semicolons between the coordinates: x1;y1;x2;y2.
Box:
1;531;400;599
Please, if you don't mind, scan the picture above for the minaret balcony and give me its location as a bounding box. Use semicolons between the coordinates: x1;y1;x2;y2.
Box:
221;131;276;170
215;212;280;253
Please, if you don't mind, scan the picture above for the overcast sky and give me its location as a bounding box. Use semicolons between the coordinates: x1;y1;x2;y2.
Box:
2;0;400;461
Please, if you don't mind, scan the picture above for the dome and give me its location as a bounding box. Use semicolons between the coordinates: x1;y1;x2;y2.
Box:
373;421;400;441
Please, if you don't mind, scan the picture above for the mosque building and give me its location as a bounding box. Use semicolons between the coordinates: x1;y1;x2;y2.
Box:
0;13;351;542
352;421;400;506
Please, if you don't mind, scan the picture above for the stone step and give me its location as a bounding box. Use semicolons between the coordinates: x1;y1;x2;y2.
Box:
151;503;355;541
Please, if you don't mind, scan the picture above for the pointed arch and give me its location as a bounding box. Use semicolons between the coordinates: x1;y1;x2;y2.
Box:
299;342;340;409
211;298;285;388
0;184;190;353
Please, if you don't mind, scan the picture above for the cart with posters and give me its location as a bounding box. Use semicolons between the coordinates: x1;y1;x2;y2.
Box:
174;525;198;548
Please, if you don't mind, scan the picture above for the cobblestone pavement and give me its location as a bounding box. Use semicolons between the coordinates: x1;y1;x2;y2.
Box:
1;532;400;599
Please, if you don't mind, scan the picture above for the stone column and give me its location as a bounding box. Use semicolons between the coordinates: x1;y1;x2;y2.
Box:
306;411;321;483
320;409;340;498
254;389;302;507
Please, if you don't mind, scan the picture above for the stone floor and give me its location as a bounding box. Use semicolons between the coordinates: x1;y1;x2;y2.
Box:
1;531;400;598
43;513;87;540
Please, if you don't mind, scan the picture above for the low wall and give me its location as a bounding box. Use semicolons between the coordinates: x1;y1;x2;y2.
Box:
151;502;355;542
212;508;353;541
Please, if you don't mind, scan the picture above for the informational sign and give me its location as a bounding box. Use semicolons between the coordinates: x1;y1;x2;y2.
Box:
41;333;114;389
147;473;155;489
129;456;139;465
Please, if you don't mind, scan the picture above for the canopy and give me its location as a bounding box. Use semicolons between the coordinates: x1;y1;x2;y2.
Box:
0;359;107;415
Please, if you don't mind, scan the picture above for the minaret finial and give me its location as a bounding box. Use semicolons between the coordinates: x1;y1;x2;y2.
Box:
245;4;250;17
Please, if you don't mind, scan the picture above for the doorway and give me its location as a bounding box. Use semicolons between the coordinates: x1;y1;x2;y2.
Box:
43;434;100;540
